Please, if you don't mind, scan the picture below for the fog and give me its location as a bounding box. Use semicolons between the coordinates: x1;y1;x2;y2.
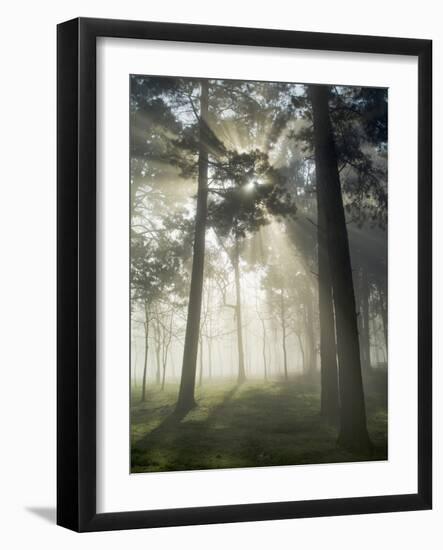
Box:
130;77;387;471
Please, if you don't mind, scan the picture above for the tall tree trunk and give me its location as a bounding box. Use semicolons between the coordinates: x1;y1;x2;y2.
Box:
154;319;161;385
305;291;316;376
359;269;371;372
207;285;213;380
207;338;212;380
280;292;288;380
244;324;250;375
310;85;371;451
141;302;149;402
317;194;339;420
261;318;268;381
372;319;382;366
176;80;209;414
379;285;388;356
133;340;138;389
380;337;387;363
161;345;167;390
198;335;204;387
233;234;246;383
161;313;173;391
296;332;305;373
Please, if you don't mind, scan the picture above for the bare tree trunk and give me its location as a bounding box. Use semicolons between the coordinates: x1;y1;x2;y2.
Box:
207;338;212;380
359;269;371;372
198;335;204;387
261;319;268;381
244;324;250;376
141;302;149;402
296;332;305;373
160;333;166;390
380;337;387;363
176;80;209;414
310;84;371;452
154;318;161;385
379;285;388;357
206;284;213;380
161;343;167;390
280;293;288;380
373;326;382;367
161;313;173;391
233;234;246;383
305;292;316;376
132;339;138;389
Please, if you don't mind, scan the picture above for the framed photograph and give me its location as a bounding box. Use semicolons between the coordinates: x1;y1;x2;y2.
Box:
57;17;432;532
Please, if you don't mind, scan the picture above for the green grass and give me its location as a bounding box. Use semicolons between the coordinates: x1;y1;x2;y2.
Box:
131;375;387;473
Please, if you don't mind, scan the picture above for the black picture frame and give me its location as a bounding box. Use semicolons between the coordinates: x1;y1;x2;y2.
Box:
57;17;432;532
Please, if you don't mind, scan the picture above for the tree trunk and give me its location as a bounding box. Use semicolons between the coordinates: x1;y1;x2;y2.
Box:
133;340;138;389
379;285;388;357
305;291;316;376
244;324;250;375
141;302;149;402
198;335;204;387
233;234;246;383
154;319;161;385
380;337;387;363
317;193;339;421
372;319;382;366
296;332;305;373
261;318;268;381
161;346;167;390
176;80;209;414
310;84;371;451
359;269;371;372
207;285;213;380
280;293;288;380
161;313;173;391
207;338;212;380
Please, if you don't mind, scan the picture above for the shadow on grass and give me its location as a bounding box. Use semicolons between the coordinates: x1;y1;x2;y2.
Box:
131;378;387;473
140;383;241;441
200;383;241;426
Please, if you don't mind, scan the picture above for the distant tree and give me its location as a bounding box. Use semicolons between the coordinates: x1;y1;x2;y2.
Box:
208;148;296;383
255;289;271;381
131;206;192;400
261;262;298;380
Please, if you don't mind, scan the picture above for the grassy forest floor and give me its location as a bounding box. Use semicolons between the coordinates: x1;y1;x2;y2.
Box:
131;372;387;473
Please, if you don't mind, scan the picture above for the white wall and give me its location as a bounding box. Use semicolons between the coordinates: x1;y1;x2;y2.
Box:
0;1;440;548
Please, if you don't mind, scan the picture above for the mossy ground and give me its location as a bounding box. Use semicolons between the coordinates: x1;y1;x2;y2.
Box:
131;372;387;473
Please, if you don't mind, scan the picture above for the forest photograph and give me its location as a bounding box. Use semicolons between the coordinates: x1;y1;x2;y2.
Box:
130;75;388;474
